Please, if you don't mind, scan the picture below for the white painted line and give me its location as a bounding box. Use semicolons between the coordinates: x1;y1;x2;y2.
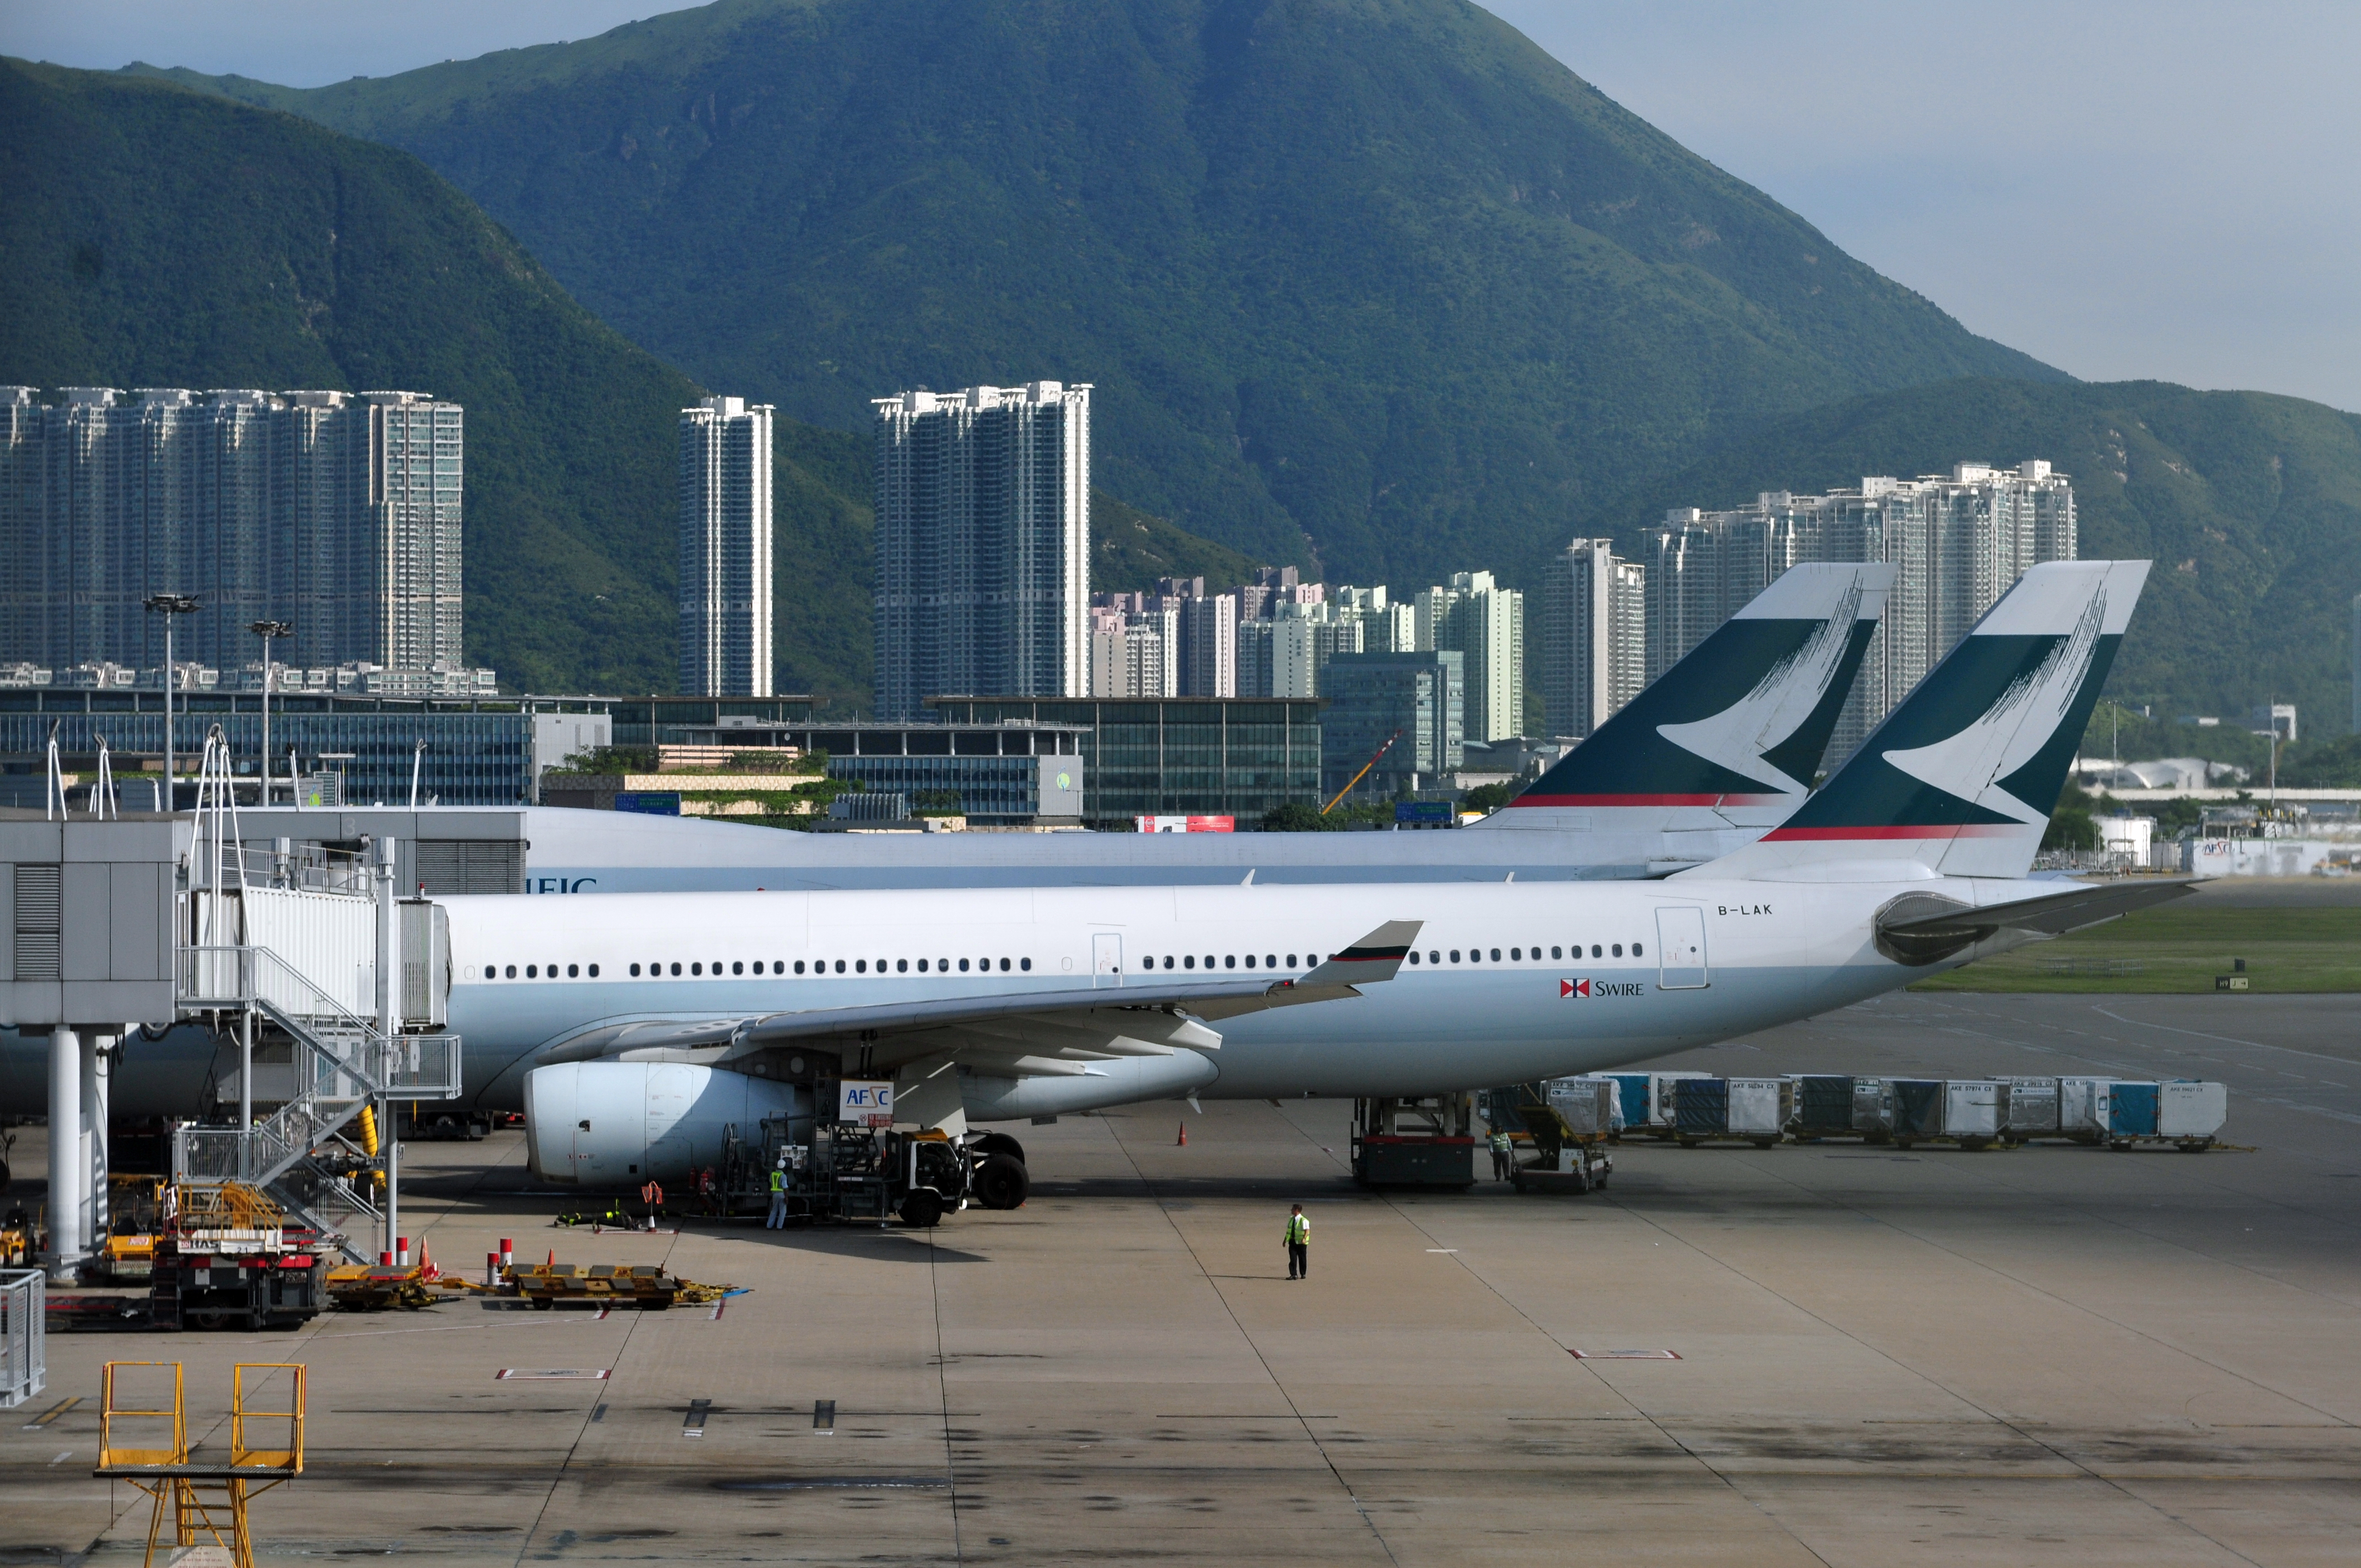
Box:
497;1369;611;1380
1425;1249;1459;1254
51;1450;72;1464
1570;1349;1681;1360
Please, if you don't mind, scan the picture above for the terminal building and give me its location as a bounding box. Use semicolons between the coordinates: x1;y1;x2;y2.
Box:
926;696;1322;825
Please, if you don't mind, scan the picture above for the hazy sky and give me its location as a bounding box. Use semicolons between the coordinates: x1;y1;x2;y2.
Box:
7;1;2355;412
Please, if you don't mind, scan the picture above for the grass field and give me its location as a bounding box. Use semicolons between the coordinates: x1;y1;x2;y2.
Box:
1912;900;2361;993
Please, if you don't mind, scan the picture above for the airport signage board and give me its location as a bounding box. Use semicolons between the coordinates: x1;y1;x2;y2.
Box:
613;792;682;815
840;1080;895;1127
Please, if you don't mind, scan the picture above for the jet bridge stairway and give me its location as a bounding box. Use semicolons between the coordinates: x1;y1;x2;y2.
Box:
172;944;460;1264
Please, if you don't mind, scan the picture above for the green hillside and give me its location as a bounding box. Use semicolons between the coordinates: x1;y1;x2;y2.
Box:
0;58;882;701
130;0;2059;591
1595;378;2361;736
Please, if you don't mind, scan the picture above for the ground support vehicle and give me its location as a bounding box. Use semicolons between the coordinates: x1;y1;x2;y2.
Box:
716;1117;989;1228
1351;1095;1476;1188
1485;1080;1614;1194
149;1185;323;1332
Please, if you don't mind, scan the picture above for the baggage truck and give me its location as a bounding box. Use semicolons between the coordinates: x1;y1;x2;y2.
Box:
1488;1079;1614;1193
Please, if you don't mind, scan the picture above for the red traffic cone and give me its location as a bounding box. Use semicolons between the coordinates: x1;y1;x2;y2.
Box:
1177;1121;1188;1146
547;1248;556;1266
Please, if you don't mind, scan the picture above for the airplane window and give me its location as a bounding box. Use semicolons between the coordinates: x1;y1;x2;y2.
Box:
1450;950;1461;962
667;962;680;976
1184;955;1196;969
1205;955;1215;968
1244;954;1256;968
629;963;641;977
1590;944;1601;959
526;965;537;978
1612;944;1623;958
856;960;867;973
1286;954;1297;967
998;957;1011;972
939;957;950;971
1020;957;1032;971
1266;955;1276;968
568;964;579;978
1510;948;1521;961
793;961;806;974
1490;948;1502;961
1428;951;1438;963
504;964;516;978
1225;955;1236;970
1407;951;1420;965
690;962;702;976
959;959;971;972
834;960;846;974
590;964;601;978
1552;946;1562;960
896;959;907;973
733;961;743;976
1634;943;1644;957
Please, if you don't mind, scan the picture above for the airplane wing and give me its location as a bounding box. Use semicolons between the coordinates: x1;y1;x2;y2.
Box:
1875;879;2194;965
532;919;1422;1073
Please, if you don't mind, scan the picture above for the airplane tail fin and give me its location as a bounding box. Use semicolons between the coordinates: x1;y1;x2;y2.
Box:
1692;560;2150;882
1481;560;1892;833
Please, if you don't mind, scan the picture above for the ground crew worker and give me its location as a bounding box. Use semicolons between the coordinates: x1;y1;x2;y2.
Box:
1488;1126;1514;1182
766;1160;789;1229
1284;1203;1310;1280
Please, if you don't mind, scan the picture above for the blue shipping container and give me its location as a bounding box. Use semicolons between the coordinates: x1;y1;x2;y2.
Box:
1674;1077;1728;1136
1608;1073;1653;1127
2109;1081;2161;1136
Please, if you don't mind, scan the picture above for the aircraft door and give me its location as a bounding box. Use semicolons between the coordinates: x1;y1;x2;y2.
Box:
1092;932;1123;987
1655;906;1709;989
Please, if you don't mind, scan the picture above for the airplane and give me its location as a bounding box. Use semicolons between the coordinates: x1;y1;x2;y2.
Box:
507;559;1896;892
434;560;2180;1210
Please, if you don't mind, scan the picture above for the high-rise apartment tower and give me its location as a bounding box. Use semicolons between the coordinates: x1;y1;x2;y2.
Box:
677;396;775;696
873;383;1090;719
1540;538;1645;738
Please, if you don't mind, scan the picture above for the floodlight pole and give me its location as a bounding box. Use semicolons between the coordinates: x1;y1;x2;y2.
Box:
249;620;293;805
144;594;200;808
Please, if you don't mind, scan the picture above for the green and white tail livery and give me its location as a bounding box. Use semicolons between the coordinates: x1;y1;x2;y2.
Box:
1700;560;2149;883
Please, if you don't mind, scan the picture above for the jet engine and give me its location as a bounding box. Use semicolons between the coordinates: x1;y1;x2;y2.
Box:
525;1062;809;1186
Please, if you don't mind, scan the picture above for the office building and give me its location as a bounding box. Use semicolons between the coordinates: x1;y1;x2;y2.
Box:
928;696;1321;824
1320;650;1464;802
677;396;774;696
872;382;1090;719
1539;538;1645;738
0;384;469;684
1645;460;2075;750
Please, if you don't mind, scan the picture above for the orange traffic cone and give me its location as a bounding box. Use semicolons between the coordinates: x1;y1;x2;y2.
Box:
547;1248;556;1266
420;1239;437;1279
1177;1121;1188;1146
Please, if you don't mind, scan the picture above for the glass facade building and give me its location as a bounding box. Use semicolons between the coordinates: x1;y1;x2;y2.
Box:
926;697;1322;825
1320;651;1464;802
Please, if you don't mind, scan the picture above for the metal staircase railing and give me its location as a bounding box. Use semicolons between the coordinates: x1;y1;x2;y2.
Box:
174;944;460;1262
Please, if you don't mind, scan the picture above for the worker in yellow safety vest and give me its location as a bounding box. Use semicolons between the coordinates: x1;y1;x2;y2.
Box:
1488;1128;1514;1182
1283;1204;1310;1280
766;1161;789;1230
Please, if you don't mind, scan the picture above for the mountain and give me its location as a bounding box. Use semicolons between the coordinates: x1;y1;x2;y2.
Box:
129;0;2062;592
0;58;882;700
1593;378;2361;736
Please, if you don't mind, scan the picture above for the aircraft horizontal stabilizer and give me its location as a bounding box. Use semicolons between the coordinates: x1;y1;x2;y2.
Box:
1874;878;2195;966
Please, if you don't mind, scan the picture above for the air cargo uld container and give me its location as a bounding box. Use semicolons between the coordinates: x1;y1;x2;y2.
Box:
2002;1077;2061;1141
1726;1078;1794;1146
1623;1072;1713;1139
1673;1077;1728;1144
2158;1080;2228;1147
2107;1080;2161;1140
1890;1079;1945;1144
1941;1081;2008;1148
2059;1077;2112;1143
1546;1077;1619;1141
1603;1073;1653;1133
1852;1077;1898;1142
1791;1076;1855;1139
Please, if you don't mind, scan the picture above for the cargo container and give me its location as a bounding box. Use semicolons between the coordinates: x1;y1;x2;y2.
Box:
1791;1075;1856;1139
2158;1080;2228;1148
1890;1079;1944;1144
1544;1077;1619;1141
1726;1078;1794;1146
1603;1073;1654;1132
1673;1078;1729;1145
2001;1077;2060;1141
2058;1077;2112;1144
1941;1081;2009;1148
2107;1081;2161;1140
1851;1077;1898;1142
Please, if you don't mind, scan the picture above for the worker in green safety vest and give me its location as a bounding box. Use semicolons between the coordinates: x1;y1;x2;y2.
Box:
1283;1204;1310;1280
765;1161;788;1230
1488;1128;1514;1182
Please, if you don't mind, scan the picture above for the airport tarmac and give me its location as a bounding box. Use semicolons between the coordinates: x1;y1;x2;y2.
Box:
5;989;2357;1566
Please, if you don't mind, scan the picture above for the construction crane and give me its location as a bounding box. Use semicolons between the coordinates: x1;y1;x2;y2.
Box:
1321;728;1404;815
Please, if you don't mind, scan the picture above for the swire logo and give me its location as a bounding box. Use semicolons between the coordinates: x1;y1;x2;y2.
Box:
1560;978;1644;999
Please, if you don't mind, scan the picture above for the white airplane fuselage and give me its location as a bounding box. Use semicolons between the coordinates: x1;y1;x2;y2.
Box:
444;873;1998;1114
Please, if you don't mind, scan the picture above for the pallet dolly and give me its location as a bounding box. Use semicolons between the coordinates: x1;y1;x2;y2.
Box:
96;1360;306;1568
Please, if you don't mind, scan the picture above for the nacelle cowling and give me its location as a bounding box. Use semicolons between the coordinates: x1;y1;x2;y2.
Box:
525;1062;808;1186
